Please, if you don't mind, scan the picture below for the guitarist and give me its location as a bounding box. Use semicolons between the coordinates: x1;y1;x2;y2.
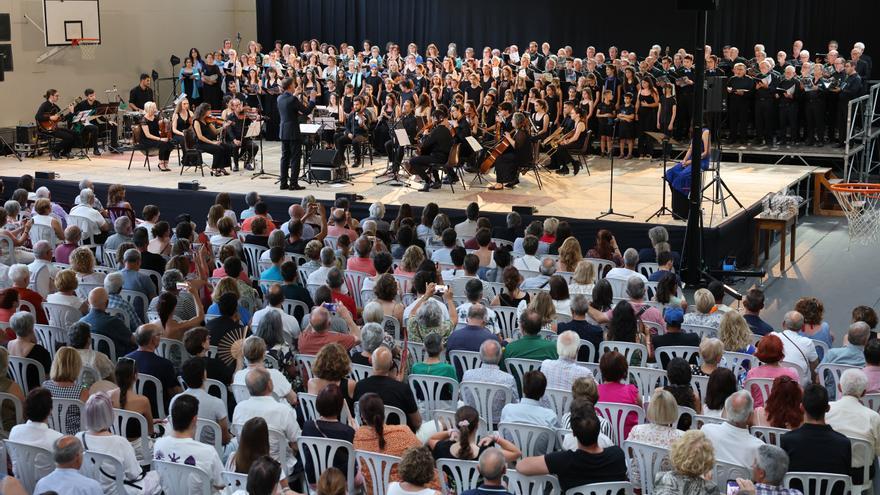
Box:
408;108;452;192
74;88;119;155
35;89;76;159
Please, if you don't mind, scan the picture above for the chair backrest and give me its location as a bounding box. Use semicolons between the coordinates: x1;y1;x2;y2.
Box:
408;374;459;417
30;223;57;247
543;387;573;423
567;481;636;495
601;341;648;367
744;377;775;405
437;458;481;495
694;414;725;429
28;263;51;297
860;393;880;414
81;449;126;495
585;258;616;279
0;392;24;437
350;363;373;382
637;263;660;278
498;421;557;456
681;323;718;339
579;339;598;363
34;323;68;354
624;440;671;494
691;374;710;403
42;302;82;330
47;397;84;434
343;270;371;308
628;366;669;402
78;364;100;389
230;383;251;403
8;355;46;394
449;350;483;377
67;214;100;246
355;450;401;495
713;460;752;487
299;392;319;422
0;235;15;265
505;357;543;396
135;372;166;419
817;363;860;400
5;439;55;494
157;338;190;371
139;269;162;293
75;281;103;299
196;417;224;458
282;299;310;323
780;360;808;383
111;408;151;465
655;346;700;368
296;436;356;495
119;289;149;320
381;314;402;341
720;351;757;377
460;381;515;428
222;471;249;493
153;459;213;495
490;305;520;341
241;243;268;281
750;426;788;447
406;341;428;365
594;402;646;446
295;354;317;382
783;472;852;495
504;471;561;495
90;333;118;362
850;437;872;490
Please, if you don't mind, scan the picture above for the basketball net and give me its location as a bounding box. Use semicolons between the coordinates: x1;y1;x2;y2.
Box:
71;38;99;60
829;183;880;246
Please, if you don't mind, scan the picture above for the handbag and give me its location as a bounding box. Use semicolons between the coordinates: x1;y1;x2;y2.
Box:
779;332;818;384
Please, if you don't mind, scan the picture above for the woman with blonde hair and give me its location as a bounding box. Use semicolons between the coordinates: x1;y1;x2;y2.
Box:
568;259;595;295
627;389;685;488
653;430;718;495
718;311;757;354
395;245;425;277
693;337;724;376
69;246;105;285
46;269;88;318
106;184;133;210
43;346;88;433
206;277;251;324
557;237;583;273
522;291;556;332
682;288;722;329
204;204;226;237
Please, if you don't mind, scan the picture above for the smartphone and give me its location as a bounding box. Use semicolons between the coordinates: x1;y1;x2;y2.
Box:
726;481;738;495
176;282;189;291
322;302;338;313
435;285;448;294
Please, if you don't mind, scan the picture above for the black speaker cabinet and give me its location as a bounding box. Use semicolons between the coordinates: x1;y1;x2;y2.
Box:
310;149;342;168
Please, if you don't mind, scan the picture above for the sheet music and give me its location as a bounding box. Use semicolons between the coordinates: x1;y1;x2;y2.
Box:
785;85;795;96
394;128;411;146
245;121;261;138
762;74;772;86
299;123;321;134
465;136;483;152
73;110;92;123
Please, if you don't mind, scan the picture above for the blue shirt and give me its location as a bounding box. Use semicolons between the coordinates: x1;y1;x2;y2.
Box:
461;485;514;495
744;314;774;336
33;468;103;495
207;303;252;326
119;267;157;313
124;349;179;404
822;344;866;367
80;308;135;356
648;268;678;283
500;397;560;428
446;325;496;354
260;265;283;282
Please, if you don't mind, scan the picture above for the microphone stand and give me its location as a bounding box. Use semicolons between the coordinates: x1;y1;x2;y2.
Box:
645;132;683;221
596;118;633;220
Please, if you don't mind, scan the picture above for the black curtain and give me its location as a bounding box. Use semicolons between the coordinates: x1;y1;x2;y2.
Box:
257;0;878;77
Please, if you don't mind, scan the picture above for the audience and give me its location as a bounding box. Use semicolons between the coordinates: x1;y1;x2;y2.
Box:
353;347;421;432
653;430;717;495
700;390;764;467
9;388;64;476
743;288;774;336
781;383;852;480
74;392;143;492
33;435;103;495
825;369;880;483
499;369;559;435
462;339;518;422
427;405;521;461
733;445;803;495
746;334;800;407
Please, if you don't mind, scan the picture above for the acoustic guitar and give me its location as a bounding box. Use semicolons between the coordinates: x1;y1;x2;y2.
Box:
39;97;83;131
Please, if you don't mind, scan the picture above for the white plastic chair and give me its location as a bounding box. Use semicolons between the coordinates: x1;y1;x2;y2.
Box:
601;341;648;367
48;397;84;434
299;392;320;422
437;458;481;494
406;341;428;364
637;263;660;278
222;471;248;493
157;337;190;371
594;402;646;446
585;258;616;279
90;333;118;362
323;236;339;249
781;360;808;384
8;355;46;394
460;381;515;428
230;383;250;403
676;406;697;430
505;357;543;395
355;450;401;495
34;323;68;353
654;346;700;368
81;450;126;495
624;440;670;494
408;374;459;417
0;392;24;437
153;459;213;495
694;414;725;429
343;270;371;308
490;305;520;341
196;418;224;458
136;372;166;419
296;436;356;495
783;472;851;495
29;223;57;247
282;299;310;322
691;374;709;403
817;363;860;400
449;350;483;376
681;323;718;339
860;393;880;414
119;289;149;320
349;363;373;382
42;302;83;331
105;305;131;329
111;408;151;466
628;366;668;402
241;243;268;281
744;377;775;406
720;351;757;377
5;439;54;495
579;339;598;363
713;460;752;487
296;354;317;381
850;437;873;494
567;481;635;495
75;282;103;299
498;422;556;456
382;314;402;341
505;471;561;495
750;426;788;447
67;214;101;254
543;387;573;423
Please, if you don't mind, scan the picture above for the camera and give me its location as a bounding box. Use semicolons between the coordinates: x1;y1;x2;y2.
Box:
435;285;448;294
322;302;338;313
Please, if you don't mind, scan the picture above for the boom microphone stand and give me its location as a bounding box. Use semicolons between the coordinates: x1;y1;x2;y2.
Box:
596;119;633;220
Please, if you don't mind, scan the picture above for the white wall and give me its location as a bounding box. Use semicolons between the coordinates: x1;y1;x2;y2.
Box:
0;0;256;127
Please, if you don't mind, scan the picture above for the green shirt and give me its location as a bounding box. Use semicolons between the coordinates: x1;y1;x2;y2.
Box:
411;361;458;381
501;334;558;367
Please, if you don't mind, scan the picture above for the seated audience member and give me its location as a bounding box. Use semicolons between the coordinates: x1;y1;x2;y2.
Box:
354;393;436;489
396;245;426;277
825;369;880;482
327;267;358;316
513;221;549;256
406;282;457;343
301;285;360;335
258;247;286;281
171;358;231;446
653;430;718;495
279;260;314;308
124;324;183;408
232;336;297;406
148;268;201;323
446;304;496;359
500;370;560;433
387;446;448;495
490;266;529;309
651;307;700;364
664;357;703;428
183;327;233;385
628;389;685;486
647;250;676;282
67;321;114;382
351;321;385;366
520;258;556;290
462;339;519;422
864;340;880;393
440;246;468;280
732;445;804;495
46;269;88;319
222;256;260;315
9;388;64;477
774;311;819;385
0;289;20;338
795;296;833;348
692;337;724;377
683;288;723;329
516;406;627;491
823;321;869;366
109;358;155;451
104;271;143;333
411;332;457;382
118;248;158;315
206;290;248;345
213;245;249;281
7;311;52;388
104;216;134;255
225;417;269;475
243;217;271;247
347;236;377;276
210;216;243;256
455;202;480;238
503;309;558;364
703;368;737;417
353;347;421;432
299;305;361;355
251;283;301;344
32;435;103;495
153;394;226;492
781;383;852;480
307;246;341;289
708;280;732;313
53;225;81;264
8;264;48;324
638;226;679;264
654;272;687;310
69;246;104;285
307;343;357;415
746;334;799;407
590;276;665;334
700;390;764;467
427;405;521;462
718;311;758;354
70;188;109;238
74;392;143;492
232;368;300;476
853;305;879;339
753;375;803;428
597;351;641;439
540;330;594;392
604;248;648;291
743;288;775;336
133;226;167;275
28;240;59;296
455;278;498;334
0;347;24;431
431;228;457;264
301;384;357;484
556;294;601;361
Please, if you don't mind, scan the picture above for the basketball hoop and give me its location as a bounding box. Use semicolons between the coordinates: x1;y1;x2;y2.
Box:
71;38;100;60
829;183;880;245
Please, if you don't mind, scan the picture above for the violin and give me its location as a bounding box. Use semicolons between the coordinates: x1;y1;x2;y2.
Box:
158;118;172;139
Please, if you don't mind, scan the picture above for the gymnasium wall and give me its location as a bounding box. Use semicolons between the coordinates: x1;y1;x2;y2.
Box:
0;0;256;127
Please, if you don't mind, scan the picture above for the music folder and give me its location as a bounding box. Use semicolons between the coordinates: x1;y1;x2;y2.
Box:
245;121;261;138
299;123;321;134
73;110;92;123
465;136;483;152
394;129;411;147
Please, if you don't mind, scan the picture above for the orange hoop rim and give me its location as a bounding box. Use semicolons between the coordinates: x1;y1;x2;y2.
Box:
71;38;100;46
829;183;880;194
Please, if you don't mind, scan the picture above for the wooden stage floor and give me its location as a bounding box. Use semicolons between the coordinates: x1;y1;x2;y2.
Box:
1;143;816;226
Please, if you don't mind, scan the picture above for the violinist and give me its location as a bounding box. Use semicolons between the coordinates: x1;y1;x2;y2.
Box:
488;112;531;190
446;103;473;180
192;102;233;176
384;98;419;175
35;89;76;159
551;104;586;176
530;99;551;142
335;96;370;167
139;101;174;172
408;108;452;192
226;98;260;171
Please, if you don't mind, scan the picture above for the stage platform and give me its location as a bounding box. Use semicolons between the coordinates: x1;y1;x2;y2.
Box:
0;143;818;267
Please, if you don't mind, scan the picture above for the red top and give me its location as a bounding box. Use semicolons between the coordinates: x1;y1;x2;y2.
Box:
13;287;48;325
298;329;356;355
347;257;376;276
331;290;358;319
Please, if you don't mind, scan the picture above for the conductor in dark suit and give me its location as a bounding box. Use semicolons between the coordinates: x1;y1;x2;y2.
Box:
407;108;453;192
277;77;316;190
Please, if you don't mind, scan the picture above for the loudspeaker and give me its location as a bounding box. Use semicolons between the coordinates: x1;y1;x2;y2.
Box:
512;205;536;216
705;76;726;112
35;171;57;179
676;0;717;9
334;192;363;203
178;181;202;190
310;149;343;168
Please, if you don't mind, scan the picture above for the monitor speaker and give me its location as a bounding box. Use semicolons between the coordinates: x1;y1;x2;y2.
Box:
35;171;57;179
512;205;536;216
310;149;343;168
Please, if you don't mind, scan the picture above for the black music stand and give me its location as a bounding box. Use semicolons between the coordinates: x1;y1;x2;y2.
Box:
645;131;685;222
377;127;412;187
596;120;633;220
245;117;273;180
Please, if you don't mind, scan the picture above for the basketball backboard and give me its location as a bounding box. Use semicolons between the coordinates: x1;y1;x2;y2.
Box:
42;0;101;46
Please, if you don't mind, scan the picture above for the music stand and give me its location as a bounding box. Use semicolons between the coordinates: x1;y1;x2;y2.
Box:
645;131;685;222
467;136;489;186
295;123;323;185
377;128;412;187
596;120;632;220
70;110;93;161
247;119;274;180
98;102;124;153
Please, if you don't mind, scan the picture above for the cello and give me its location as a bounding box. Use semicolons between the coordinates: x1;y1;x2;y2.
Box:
479;135;511;173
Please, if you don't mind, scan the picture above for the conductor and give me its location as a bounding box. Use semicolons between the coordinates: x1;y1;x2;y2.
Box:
277;77;316;191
